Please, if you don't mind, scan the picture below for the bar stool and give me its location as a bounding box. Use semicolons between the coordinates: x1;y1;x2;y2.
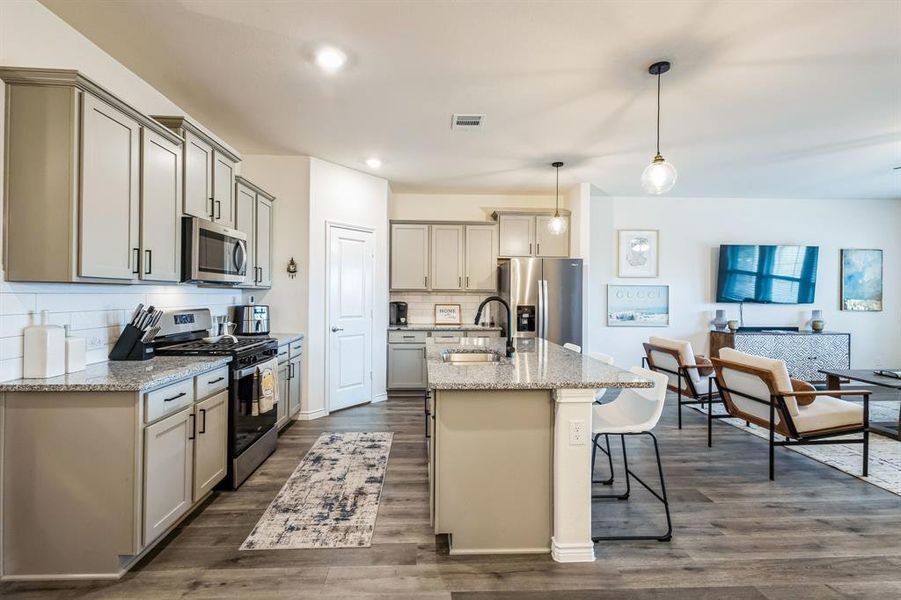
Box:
591;367;672;542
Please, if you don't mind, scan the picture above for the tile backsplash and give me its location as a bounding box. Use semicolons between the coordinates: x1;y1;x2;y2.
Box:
390;292;497;326
0;281;245;382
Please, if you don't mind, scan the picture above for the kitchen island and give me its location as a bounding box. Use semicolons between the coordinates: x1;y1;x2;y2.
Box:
426;337;651;562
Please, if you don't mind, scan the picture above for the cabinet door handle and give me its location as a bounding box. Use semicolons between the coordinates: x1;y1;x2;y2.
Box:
466;276;470;288
132;248;139;274
529;243;532;254
163;391;187;402
199;408;207;434
458;276;462;287
287;362;293;379
215;200;222;220
207;376;224;384
188;412;196;440
537;243;540;255
403;335;416;339
209;197;215;219
144;249;152;275
424;275;428;287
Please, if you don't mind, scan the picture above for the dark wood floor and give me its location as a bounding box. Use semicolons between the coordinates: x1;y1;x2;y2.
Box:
3;393;900;599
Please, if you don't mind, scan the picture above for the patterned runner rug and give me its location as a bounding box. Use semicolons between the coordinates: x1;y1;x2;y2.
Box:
240;431;393;550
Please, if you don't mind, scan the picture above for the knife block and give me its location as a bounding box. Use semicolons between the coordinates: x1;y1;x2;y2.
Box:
109;324;155;361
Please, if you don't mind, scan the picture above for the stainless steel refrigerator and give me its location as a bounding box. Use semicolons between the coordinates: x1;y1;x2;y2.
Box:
497;258;583;347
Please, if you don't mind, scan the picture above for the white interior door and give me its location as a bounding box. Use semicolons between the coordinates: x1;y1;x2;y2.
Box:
328;225;374;412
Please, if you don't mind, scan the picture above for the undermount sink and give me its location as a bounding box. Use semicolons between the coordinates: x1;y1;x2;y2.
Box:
441;351;502;364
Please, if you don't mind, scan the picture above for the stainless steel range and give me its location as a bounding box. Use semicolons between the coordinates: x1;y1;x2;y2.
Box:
153;308;279;489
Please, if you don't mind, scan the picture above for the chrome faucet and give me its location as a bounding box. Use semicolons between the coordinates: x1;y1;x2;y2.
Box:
474;296;515;358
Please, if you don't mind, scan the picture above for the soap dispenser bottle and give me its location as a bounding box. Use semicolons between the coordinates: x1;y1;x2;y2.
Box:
23;310;66;378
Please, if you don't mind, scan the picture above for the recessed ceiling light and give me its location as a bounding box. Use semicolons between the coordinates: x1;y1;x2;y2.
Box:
366;157;382;169
315;46;347;73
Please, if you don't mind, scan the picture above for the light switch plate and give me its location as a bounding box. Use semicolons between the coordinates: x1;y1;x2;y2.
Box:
569;419;587;446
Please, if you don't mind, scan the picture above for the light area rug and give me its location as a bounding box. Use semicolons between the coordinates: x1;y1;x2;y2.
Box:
691;401;900;496
240;431;393;550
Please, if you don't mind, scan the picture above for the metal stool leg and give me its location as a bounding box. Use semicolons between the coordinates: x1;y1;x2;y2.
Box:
591;434;615;485
591;432;672;542
592;434;629;499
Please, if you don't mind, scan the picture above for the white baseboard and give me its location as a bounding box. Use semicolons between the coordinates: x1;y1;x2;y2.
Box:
550;537;596;563
298;408;328;421
371;392;388;404
449;546;549;555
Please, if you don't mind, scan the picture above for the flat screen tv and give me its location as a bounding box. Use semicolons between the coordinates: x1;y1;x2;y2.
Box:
716;245;819;304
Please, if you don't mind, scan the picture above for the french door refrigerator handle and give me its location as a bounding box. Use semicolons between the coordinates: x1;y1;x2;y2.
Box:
537;278;544;338
542;279;549;340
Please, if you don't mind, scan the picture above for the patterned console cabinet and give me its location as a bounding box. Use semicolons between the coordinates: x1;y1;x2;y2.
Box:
710;331;850;382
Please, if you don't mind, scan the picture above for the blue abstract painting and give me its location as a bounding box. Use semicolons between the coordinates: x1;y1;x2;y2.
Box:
841;249;883;312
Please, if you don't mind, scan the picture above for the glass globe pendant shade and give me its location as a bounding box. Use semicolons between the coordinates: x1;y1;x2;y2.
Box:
546;213;568;235
641;154;677;195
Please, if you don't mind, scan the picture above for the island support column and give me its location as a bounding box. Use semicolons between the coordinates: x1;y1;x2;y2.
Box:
551;388;596;562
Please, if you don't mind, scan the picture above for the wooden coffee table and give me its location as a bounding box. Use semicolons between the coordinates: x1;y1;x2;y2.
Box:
820;368;901;440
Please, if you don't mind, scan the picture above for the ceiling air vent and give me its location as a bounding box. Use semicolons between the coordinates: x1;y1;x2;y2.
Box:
452;114;485;130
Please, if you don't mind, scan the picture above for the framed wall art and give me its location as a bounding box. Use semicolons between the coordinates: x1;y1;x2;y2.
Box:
607;284;670;327
618;229;659;277
840;249;883;311
434;303;462;325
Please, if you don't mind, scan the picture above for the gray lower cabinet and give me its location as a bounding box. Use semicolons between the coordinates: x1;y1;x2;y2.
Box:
388;344;428;389
192;390;229;500
143;406;194;546
276;340;304;426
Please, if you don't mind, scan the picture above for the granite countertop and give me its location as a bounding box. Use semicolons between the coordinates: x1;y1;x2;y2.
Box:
0;356;231;393
389;324;502;332
269;332;305;346
425;337;653;391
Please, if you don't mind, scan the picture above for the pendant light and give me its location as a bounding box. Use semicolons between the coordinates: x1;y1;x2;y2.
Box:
547;161;567;235
641;61;677;194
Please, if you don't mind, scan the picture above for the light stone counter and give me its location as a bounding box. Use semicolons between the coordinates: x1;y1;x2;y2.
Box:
389;324;502;332
0;356;231;393
426;337;652;391
269;332;305;346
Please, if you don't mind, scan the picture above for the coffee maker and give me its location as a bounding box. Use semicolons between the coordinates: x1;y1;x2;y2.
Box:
389;301;408;326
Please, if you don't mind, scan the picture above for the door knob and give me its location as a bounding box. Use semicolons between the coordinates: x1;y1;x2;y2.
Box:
331;326;344;332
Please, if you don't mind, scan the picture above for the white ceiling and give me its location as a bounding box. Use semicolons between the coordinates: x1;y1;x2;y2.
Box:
41;0;901;199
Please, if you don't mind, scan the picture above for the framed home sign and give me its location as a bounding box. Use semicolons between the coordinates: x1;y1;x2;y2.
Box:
434;303;462;325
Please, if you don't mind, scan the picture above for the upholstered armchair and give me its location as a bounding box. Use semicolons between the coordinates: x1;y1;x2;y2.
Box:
642;337;719;429
711;348;870;480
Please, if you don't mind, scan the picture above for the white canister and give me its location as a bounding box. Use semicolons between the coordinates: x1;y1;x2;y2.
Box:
65;333;87;373
23;310;66;378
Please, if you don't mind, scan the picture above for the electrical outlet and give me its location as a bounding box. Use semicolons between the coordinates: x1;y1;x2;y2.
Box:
569;419;587;446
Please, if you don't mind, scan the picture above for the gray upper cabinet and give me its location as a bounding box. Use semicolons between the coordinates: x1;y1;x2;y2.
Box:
212;152;236;227
256;198;273;287
391;224;430;290
1;68;184;283
498;214;534;257
140;128;182;282
235;176;275;289
535;215;570;257
152;116;242;226
430;225;464;291
464;225;498;291
79;93;141;280
183;131;214;220
497;212;570;258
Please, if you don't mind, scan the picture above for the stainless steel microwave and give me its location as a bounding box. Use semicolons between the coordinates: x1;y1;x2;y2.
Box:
182;217;248;284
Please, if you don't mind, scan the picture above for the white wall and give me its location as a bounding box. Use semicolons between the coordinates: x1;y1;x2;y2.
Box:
308;159;390;413
239;156;310;333
0;0;242;381
582;195;901;369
